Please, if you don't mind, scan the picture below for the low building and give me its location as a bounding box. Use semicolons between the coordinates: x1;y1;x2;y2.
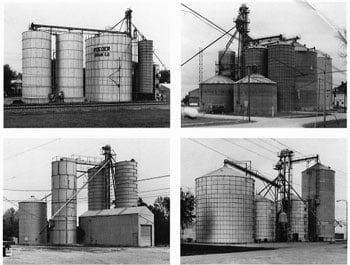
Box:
79;206;154;247
333;82;346;109
188;88;199;106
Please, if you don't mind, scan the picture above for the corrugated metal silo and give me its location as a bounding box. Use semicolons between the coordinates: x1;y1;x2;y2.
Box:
289;195;308;241
88;167;109;210
244;46;268;77
50;158;77;245
114;160;138;208
195;164;255;243
22;30;52;104
268;43;296;111
85;33;132;102
302;163;335;241
56;33;84;102
19;196;47;245
254;195;276;242
137;40;154;99
218;49;235;79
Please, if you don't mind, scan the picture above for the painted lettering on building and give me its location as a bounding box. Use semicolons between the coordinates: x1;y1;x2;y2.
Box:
94;46;110;57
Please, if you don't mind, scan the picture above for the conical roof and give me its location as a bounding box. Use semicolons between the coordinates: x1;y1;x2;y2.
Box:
235;74;276;84
201;75;235;85
255;194;273;202
20;195;46;203
302;162;334;173
204;164;247;177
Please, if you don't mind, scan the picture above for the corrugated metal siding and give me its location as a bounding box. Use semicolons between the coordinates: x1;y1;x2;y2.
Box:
140;225;152;247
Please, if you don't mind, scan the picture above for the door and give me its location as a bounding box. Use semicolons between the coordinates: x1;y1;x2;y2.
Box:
140;225;152;247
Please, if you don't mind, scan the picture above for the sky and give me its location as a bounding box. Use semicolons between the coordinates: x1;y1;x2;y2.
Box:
181;0;347;97
3;138;170;218
4;0;171;73
181;138;347;223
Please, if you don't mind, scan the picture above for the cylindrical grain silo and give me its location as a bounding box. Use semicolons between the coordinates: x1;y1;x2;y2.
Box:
85;33;132;102
56;33;84;102
88;166;110;210
289;195;308;242
136;40;154;99
244;46;268;77
50;158;77;245
195;164;255;243
302;163;335;241
114;160;138;208
218;49;235;79
254;195;276;242
19;196;47;245
22;30;52;104
268;42;296;112
200;75;234;113
233;73;277;116
295;46;318;110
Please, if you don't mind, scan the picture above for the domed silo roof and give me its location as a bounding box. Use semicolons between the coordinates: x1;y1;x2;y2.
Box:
203;164;247;177
201;75;235;85
235;74;276;84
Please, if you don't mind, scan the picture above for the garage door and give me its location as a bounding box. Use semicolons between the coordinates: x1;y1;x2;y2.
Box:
140;225;152;246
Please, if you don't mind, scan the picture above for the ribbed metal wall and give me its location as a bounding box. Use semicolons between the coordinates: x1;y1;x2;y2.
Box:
268;43;296;111
244;47;268;77
85;33;132;102
22;31;52;104
302;163;335;241
114;160;138;208
137;40;154;96
19;196;47;245
254;195;276;242
317;56;333;110
195;166;255;243
289;196;308;241
88;167;109;211
218;49;235;78
50;159;77;245
56;33;84;102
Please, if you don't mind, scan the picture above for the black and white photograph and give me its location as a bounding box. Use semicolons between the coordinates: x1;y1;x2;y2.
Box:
3;139;170;264
181;1;347;128
3;1;171;128
181;138;347;264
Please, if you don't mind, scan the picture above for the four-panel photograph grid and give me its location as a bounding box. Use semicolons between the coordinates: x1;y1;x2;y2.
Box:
2;0;348;264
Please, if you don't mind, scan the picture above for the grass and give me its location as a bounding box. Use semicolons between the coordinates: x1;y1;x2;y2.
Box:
303;119;347;128
4;109;170;128
182;116;250;127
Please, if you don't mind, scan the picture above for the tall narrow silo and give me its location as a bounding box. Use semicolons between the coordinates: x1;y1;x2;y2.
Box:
88;167;110;210
289;195;308;241
137;40;154;99
56;33;84;102
317;56;333;110
85;33;132;102
19;196;47;245
22;30;52;104
114;160;138;208
50;158;77;245
268;42;296;112
244;46;268;77
195;164;255;243
302;163;335;241
254;195;276;242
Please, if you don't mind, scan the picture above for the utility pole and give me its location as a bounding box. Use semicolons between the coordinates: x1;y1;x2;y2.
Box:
247;65;251;122
336;200;348;241
323;60;327;127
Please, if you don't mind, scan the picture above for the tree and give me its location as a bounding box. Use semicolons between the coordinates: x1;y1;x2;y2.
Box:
148;196;170;245
4;64;17;96
159;70;170;83
180;189;195;230
3;207;19;240
336;28;347;60
182;95;189;105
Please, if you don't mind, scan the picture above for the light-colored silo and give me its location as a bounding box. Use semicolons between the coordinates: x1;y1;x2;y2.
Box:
136;40;154;99
56;33;84;102
19;196;47;245
289;195;308;242
317;56;333;110
268;42;296;112
302;163;335;241
85;33;132;102
254;195;276;242
50;158;77;245
22;30;52;104
88;167;109;210
195;164;255;243
244;46;268;77
114;160;138;208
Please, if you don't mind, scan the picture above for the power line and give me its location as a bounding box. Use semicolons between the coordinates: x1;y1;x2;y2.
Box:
243;139;277;155
271;138;305;156
138;175;170;182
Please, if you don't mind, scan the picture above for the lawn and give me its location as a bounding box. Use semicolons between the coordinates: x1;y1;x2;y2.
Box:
303;119;347;128
182;116;250;127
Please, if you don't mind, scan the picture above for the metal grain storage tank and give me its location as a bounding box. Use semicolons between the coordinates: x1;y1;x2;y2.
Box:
268;42;296;112
19;196;47;245
289;195;308;241
195;164;255;243
244;46;268;77
254;195;276;242
114;160;138;208
88;166;109;210
317;56;333;110
50;158;77;245
218;49;235;79
56;33;84;102
233;74;277;116
199;75;234;113
137;40;154;99
302;163;335;241
22;30;52;104
85;33;132;102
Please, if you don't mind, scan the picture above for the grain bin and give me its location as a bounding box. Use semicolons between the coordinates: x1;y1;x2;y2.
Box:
200;75;234;113
22;30;52;104
302;163;335;241
218;49;235;79
56;33;84;102
195;164;255;243
19;196;47;245
268;42;296;112
136;40;154;99
233;74;277;116
244;46;268;77
114;160;138;208
254;195;276;242
289;195;308;242
85;33;132;102
50;158;77;245
88;166;110;210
